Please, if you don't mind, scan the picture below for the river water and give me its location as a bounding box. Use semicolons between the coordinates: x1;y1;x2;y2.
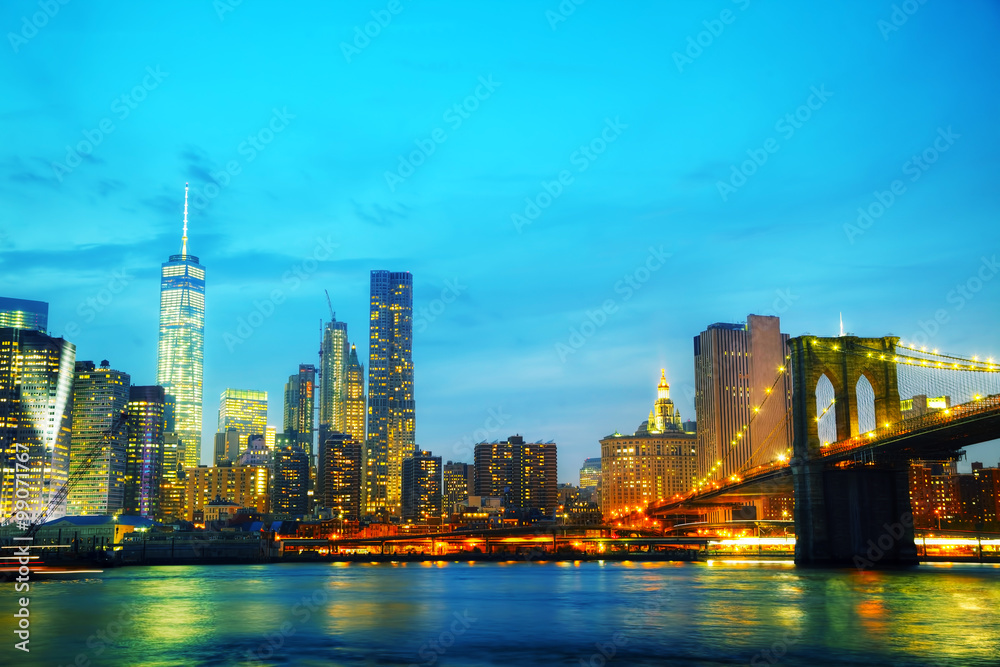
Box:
5;560;999;666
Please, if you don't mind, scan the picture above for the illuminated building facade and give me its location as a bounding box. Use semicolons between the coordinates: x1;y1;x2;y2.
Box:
366;270;415;516
600;371;697;520
237;436;272;467
0;297;48;333
901;395;952;420
156;185;205;470
67;361;131;516
264;425;276;450
909;458;966;528
283;364;316;456
600;434;698;520
124;385;166;518
273;445;309;516
217;389;267;450
319;317;349;445
693;315;792;486
345;345;365;444
402;449;441;521
0;327;75;522
579;457;601;489
444;461;474;511
910;460;1000;530
183;465;269;522
474;436;557;516
159;433;184;520
969;463;1000;526
321;431;362;519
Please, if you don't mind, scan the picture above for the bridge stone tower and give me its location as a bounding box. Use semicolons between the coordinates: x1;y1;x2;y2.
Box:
788;335;917;566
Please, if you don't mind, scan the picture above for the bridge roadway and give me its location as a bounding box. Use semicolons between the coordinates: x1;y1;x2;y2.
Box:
648;394;1000;516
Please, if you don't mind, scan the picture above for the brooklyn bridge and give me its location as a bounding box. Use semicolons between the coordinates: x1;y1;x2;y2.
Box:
648;334;1000;566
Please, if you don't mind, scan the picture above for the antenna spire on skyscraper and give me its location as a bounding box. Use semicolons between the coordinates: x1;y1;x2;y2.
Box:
182;182;189;256
839;312;845;337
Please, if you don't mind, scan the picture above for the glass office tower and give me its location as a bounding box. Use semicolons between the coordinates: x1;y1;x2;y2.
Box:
366;270;414;516
0;297;48;333
156;184;205;469
0;327;75;523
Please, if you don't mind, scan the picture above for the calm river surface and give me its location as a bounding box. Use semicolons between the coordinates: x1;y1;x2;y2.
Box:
4;560;999;666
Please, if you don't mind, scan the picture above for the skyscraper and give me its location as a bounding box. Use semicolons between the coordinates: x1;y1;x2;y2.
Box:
319;317;349;442
0;297;48;333
67;361;131;516
579;457;601;489
0;326;75;523
124;385;166;518
443;461;474;512
159;433;184;520
157;184;206;469
272;445;309;516
158;394;184;520
321;432;362;520
402;449;442;522
283;364;316;456
693;314;793;487
213;428;240;466
366;270;414;516
344;345;365;444
217;389;267;449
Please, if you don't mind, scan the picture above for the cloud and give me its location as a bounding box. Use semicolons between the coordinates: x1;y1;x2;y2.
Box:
3;156;61;189
352;200;410;227
98;179;126;197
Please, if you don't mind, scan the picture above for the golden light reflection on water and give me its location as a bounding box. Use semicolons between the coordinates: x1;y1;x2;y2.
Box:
16;560;1000;666
856;597;888;637
126;569;228;647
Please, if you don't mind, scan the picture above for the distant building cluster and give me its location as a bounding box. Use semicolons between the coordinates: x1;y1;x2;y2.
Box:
910;459;1000;530
0;186;562;538
597;316;794;527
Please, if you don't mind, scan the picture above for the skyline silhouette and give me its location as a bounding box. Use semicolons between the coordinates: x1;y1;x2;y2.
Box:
3;0;999;479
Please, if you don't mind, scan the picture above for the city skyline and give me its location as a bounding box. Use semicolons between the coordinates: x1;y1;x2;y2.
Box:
3;2;1000;481
4;4;1000;664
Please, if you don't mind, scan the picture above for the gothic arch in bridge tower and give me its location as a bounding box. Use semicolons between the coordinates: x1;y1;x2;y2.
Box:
855;375;877;433
788;335;903;458
815;373;838;445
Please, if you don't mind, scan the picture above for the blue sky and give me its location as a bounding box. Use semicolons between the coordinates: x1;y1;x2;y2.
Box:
2;0;999;480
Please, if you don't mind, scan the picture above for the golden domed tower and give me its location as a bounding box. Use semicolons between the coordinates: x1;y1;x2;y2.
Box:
647;369;682;434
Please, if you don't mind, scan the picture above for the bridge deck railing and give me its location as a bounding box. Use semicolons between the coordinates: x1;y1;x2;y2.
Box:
819;394;1000;459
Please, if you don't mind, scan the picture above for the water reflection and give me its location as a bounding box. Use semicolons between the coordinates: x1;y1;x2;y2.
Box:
7;561;999;666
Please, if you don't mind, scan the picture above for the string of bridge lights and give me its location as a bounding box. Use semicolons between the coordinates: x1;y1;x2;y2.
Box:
692;356;792;493
734;407;794;476
806;338;997;446
687;339;998;497
810;338;998;373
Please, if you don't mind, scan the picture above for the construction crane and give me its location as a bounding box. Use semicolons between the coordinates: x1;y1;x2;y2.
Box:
324;289;335;321
18;408;129;538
